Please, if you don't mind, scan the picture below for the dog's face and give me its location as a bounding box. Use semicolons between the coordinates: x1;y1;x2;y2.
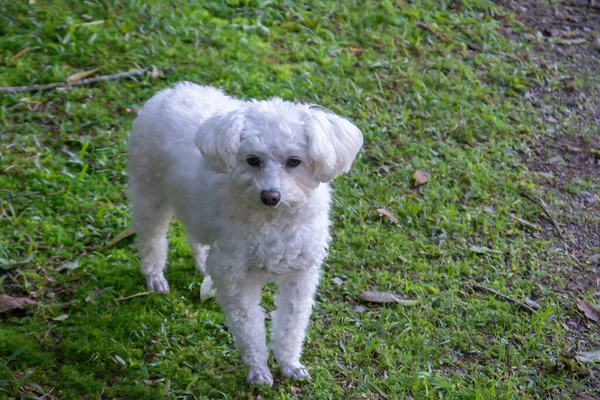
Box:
195;99;363;209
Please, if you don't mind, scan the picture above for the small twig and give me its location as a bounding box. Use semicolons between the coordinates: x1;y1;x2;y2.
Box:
115;291;152;301
0;66;175;94
471;283;537;314
520;192;565;240
10;47;30;61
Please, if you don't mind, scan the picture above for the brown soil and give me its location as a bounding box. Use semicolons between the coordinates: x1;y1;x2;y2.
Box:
499;0;600;395
500;0;600;280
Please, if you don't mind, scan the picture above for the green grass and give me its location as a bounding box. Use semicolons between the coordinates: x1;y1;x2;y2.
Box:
0;0;597;398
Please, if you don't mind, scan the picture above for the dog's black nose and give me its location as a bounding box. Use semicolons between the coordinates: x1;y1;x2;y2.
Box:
261;190;281;206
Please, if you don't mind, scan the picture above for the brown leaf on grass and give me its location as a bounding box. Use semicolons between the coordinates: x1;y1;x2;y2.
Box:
66;68;99;84
360;291;419;306
575;298;600;322
417;21;432;31
376;208;399;225
348;46;363;55
413;169;430;187
104;228;135;250
0;294;36;313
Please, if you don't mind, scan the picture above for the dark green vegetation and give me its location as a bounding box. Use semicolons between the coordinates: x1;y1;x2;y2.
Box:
1;0;598;398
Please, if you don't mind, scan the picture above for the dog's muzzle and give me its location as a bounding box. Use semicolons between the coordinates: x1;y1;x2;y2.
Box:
260;190;281;207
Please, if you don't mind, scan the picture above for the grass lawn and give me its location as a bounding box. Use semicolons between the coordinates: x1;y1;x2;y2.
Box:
1;0;599;398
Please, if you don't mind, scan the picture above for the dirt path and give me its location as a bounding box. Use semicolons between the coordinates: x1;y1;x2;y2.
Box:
500;0;600;392
501;0;600;285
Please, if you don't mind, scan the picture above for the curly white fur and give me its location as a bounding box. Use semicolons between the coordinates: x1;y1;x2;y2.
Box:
127;82;363;385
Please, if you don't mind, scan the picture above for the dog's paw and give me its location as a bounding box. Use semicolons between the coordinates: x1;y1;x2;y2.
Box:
247;366;273;386
145;273;170;294
281;364;311;380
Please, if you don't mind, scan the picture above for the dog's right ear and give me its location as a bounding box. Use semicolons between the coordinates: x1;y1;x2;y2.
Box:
195;108;245;173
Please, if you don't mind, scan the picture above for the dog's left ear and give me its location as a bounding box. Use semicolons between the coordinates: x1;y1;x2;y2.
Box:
195;108;245;173
304;107;363;182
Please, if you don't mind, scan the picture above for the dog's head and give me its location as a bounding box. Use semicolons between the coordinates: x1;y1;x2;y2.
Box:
195;99;363;209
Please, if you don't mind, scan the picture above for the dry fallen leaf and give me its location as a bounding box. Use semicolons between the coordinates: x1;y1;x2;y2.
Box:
413;169;430;187
150;66;161;80
360;291;419;306
576;348;600;363
376;208;399;225
104;228;136;250
53;314;69;322
575;298;600;322
66;68;99;84
0;294;36;313
85;289;103;303
332;277;344;286
348;46;363;55
416;21;432;31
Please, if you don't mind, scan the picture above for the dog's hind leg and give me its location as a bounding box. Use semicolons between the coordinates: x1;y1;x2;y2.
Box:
271;269;320;380
131;194;174;294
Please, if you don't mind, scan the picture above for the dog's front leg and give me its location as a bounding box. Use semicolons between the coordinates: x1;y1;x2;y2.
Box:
213;276;272;386
272;270;319;380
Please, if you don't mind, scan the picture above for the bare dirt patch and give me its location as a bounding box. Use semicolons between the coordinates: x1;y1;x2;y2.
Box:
501;0;600;274
499;0;600;393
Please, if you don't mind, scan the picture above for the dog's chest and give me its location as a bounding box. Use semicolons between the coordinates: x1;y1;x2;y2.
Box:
241;222;328;274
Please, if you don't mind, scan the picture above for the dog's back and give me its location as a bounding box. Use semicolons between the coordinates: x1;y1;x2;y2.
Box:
128;83;239;192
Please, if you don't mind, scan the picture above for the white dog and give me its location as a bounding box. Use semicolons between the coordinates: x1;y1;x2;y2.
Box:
127;82;363;385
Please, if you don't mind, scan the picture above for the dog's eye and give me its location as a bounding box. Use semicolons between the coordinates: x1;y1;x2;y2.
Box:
286;158;301;168
246;156;261;167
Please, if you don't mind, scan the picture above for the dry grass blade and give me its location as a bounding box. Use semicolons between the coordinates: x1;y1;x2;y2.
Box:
104;228;136;250
510;214;540;231
376;208;399;225
0;294;36;313
520;192;565;240
66;68;100;84
360;291;419;305
557;38;588;46
115;291;152;301
10;47;30;61
574;298;600;322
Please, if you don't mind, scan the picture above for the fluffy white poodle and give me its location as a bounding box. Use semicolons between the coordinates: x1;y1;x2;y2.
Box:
128;82;363;385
